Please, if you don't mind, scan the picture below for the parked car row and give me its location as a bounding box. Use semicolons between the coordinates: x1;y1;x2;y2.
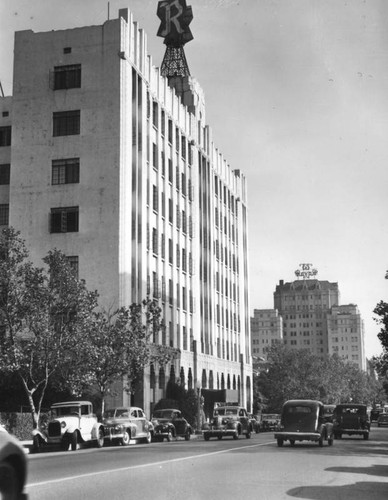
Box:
31;401;193;453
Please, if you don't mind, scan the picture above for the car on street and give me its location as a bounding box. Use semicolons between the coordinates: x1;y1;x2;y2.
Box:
260;413;281;432
274;399;334;447
151;409;192;441
102;406;152;446
332;403;370;440
0;424;28;499
202;405;252;440
32;400;105;452
370;408;383;422
377;412;388;427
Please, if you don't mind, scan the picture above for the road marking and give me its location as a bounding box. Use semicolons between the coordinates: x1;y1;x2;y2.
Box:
27;440;274;488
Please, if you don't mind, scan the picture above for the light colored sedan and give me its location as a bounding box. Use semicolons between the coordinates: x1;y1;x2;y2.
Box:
0;424;28;499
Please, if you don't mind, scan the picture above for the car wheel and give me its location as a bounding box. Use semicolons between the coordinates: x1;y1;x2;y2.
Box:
289;440;295;447
277;438;283;447
318;435;323;447
233;430;239;440
167;430;173;442
96;428;104;448
328;436;333;446
184;430;191;441
145;432;152;444
0;460;19;500
121;430;131;446
204;434;210;441
363;433;369;440
71;431;78;451
246;431;251;439
217;435;222;440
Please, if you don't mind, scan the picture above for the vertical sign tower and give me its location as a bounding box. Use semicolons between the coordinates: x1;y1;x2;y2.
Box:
157;0;194;78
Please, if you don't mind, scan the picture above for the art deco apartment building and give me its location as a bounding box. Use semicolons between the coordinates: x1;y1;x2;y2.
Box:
250;309;283;360
274;279;340;358
0;8;252;413
326;305;366;371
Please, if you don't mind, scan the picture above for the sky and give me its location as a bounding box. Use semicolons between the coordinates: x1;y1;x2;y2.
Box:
1;0;387;359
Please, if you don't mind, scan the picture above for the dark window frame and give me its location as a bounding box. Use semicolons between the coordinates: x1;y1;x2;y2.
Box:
52;158;80;185
53;110;80;137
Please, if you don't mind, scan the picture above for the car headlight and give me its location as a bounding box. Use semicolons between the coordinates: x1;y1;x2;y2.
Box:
61;421;66;428
115;425;123;431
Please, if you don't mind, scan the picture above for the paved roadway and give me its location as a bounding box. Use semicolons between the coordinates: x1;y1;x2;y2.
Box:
25;424;388;500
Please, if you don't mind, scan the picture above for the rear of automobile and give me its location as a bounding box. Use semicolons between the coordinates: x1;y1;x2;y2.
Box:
274;401;323;445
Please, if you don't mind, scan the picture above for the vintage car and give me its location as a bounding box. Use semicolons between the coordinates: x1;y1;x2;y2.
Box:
0;424;28;499
260;413;281;432
332;403;370;440
102;406;152;446
274;400;334;447
151;409;192;441
202;405;252;441
32;400;104;452
370;408;383;422
377;413;388;427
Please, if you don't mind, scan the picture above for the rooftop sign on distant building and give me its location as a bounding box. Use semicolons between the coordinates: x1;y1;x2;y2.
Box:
157;0;193;77
157;0;193;47
295;263;318;280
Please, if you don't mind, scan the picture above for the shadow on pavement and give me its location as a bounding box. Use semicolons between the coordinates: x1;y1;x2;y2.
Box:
326;464;388;477
287;481;388;499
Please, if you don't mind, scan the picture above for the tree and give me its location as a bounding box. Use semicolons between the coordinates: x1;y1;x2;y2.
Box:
372;270;388;381
75;299;177;415
0;228;97;428
256;344;381;412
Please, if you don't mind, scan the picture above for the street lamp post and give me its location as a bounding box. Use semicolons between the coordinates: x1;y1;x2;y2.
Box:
196;382;202;433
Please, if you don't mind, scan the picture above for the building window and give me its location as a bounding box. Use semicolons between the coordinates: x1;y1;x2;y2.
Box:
152;228;158;255
0;164;10;185
0;204;9;225
63;47;72;54
52;158;79;184
152;185;158;213
0;126;11;147
50;207;79;233
53;110;80;136
152;101;158;128
53;64;81;90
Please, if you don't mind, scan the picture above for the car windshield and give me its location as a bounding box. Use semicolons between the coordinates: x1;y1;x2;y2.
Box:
214;408;238;416
336;406;366;415
51;406;80;417
153;410;174;419
264;414;279;419
103;409;130;419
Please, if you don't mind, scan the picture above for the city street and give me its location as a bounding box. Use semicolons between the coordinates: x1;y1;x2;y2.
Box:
26;424;388;500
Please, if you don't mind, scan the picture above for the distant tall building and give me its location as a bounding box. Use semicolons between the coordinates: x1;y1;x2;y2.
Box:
274;278;340;358
251;309;283;360
0;7;252;413
326;305;366;371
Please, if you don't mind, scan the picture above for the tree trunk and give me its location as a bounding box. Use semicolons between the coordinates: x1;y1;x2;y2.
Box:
19;375;39;428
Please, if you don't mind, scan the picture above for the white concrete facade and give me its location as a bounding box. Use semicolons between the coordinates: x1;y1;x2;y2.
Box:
251;309;283;360
0;8;252;414
327;305;366;371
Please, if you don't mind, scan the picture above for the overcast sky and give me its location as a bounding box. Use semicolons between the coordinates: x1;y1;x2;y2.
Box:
1;0;387;359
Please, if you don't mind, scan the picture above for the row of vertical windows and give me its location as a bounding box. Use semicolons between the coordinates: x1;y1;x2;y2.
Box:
147;275;194;314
